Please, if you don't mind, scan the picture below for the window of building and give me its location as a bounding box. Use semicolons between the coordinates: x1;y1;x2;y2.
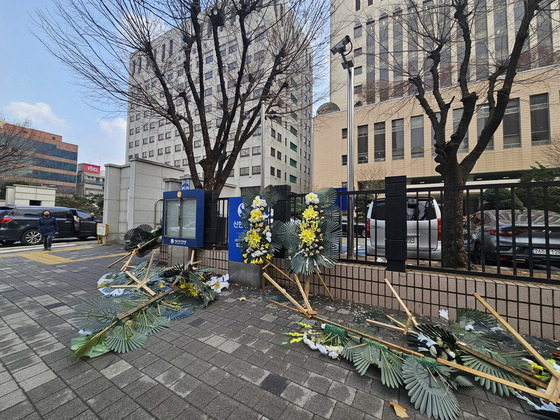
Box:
165;146;171;154
277;151;282;160
290;158;297;168
530;93;550;144
229;44;238;53
205;87;212;96
342;128;347;139
277;169;281;178
205;55;213;63
355;0;360;11
142;152;147;158
357;124;368;163
410;115;424;157
194;140;201;148
391;119;404;160
252;146;261;155
183;159;188;165
342;155;348;166
128;141;133;148
205;71;213;80
354;47;362;57
290;126;298;136
354;24;362;38
271;127;276;138
174;160;180;167
290;142;298;152
252;165;261;175
354;84;362;95
158;148;163;155
354;66;363;76
240;148;250;157
374;122;386;161
277;133;282;142
149;136;155;143
135;140;140;146
228;61;238;70
271;147;276;157
175;144;182;152
240;167;249;176
290;174;297;183
129;129;134;136
150;122;156;129
143;138;148;145
228;169;235;177
476;104;494;150
453;108;469;152
157;133;163;141
254;50;265;60
503;98;521;148
165;132;171;139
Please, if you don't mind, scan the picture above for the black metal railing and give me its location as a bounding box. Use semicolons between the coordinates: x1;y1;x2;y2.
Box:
206;179;560;284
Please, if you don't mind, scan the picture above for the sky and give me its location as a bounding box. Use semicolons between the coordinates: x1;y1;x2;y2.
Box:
0;2;127;167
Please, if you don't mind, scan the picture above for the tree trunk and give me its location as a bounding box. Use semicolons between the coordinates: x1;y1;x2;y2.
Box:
441;177;468;269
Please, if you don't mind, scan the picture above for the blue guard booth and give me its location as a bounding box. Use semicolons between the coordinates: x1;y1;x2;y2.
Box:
162;189;205;247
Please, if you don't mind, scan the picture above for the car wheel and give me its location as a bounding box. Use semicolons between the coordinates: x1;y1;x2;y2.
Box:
21;229;42;246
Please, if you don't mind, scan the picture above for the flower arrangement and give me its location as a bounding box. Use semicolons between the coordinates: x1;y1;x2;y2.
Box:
239;186;282;265
280;188;341;275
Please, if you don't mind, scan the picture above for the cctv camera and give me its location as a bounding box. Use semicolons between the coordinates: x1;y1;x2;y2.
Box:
331;35;351;55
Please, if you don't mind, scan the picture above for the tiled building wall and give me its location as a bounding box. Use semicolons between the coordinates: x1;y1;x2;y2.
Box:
197;249;560;340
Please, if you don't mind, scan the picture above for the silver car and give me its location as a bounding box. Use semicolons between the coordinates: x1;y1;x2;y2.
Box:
466;210;560;265
366;197;441;260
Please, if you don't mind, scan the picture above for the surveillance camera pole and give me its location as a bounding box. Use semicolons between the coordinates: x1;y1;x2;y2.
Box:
332;36;355;258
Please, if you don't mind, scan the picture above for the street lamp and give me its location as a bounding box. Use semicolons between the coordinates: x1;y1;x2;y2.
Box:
331;35;356;258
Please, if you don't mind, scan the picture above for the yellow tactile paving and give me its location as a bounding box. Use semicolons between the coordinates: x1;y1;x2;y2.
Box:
0;245;128;265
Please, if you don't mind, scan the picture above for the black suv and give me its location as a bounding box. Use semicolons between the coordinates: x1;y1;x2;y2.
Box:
0;206;99;245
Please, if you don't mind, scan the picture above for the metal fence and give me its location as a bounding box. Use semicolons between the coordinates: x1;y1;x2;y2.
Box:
207;179;560;284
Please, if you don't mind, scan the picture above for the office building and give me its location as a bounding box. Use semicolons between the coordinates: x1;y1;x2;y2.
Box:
76;163;105;195
0;122;78;194
126;4;313;195
313;0;560;189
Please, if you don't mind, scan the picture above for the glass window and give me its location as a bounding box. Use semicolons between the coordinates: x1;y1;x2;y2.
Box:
391;119;404;160
290;142;297;152
149;150;154;157
357;124;368;163
503;98;521;148
175;144;182;152
252;165;261;175
277;151;282;160
158;148;163;155
342;128;347;139
354;48;362;57
165;146;171;154
270;166;275;176
410;115;424;157
530;93;550;144
205;71;213;80
194;140;201;148
205;55;213;63
142;152;147;158
277;169;281;178
229;44;238;53
476;104;494;150
271;147;276;157
252;146;261;155
453;108;469;152
149;136;155;143
374;122;385;161
354;24;362;38
241;148;250;157
240;167;249;176
290;158;297;168
342;155;347;166
355;0;360;11
135;140;140;146
354;66;363;76
290;175;297;183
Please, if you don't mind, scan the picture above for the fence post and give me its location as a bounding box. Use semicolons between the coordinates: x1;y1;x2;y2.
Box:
204;190;220;247
385;176;407;272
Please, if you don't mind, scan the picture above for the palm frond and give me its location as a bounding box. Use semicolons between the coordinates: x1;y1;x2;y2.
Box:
161;306;195;320
72;321;116;359
71;336;111;359
402;357;461;420
461;352;526;396
72;297;123;332
131;309;170;335
104;321;148;353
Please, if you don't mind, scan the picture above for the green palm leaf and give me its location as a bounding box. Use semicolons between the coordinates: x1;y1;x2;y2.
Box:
131;309;170;335
402;357;461;420
104;322;148;354
461;352;526;396
72;296;122;332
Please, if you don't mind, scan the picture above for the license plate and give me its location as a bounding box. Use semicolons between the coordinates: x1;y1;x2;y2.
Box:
406;236;416;244
533;248;560;255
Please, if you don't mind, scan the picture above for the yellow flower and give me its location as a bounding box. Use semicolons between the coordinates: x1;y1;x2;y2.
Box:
300;228;316;244
250;209;263;221
302;206;318;220
247;230;261;249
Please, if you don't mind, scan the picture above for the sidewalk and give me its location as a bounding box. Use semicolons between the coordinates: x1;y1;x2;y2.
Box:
0;243;534;419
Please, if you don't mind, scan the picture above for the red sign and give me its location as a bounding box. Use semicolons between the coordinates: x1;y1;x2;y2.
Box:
84;164;101;174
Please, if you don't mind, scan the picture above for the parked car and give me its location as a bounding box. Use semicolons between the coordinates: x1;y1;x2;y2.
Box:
466;210;560;265
366;197;441;260
0;206;100;245
340;216;367;238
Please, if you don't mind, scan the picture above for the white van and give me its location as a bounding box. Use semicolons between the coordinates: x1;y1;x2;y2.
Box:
366;197;441;260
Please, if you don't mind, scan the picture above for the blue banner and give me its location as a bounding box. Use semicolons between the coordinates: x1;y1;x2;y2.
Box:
228;197;245;262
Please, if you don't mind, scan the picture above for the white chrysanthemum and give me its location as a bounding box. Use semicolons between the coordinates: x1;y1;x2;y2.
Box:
328;351;339;359
265;231;272;242
316;344;328;355
439;309;449;320
307;341;317;350
252;196;267;208
305;192;319;205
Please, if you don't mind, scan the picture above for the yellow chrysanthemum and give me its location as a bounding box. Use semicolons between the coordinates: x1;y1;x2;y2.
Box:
300;228;316;244
247;230;261;249
250;209;263;221
302;206;318;220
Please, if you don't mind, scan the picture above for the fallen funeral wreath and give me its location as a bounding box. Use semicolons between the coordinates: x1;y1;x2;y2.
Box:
70;253;228;359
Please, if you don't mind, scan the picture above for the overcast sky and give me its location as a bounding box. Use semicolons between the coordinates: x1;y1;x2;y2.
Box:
0;2;126;167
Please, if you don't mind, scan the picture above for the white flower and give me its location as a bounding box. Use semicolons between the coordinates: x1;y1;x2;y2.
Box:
307;341;317;350
305;192;319;205
465;324;474;331
328;351;339;359
206;276;229;293
316;343;328;354
266;232;272;242
252;196;267;208
439;309;449;320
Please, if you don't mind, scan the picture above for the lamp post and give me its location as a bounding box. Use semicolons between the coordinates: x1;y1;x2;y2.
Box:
331;35;355;258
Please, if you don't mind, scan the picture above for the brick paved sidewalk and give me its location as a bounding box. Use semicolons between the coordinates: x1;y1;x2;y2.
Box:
0;243;534;419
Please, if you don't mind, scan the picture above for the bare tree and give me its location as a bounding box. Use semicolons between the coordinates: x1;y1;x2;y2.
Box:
35;0;330;194
363;0;557;268
0;118;34;179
